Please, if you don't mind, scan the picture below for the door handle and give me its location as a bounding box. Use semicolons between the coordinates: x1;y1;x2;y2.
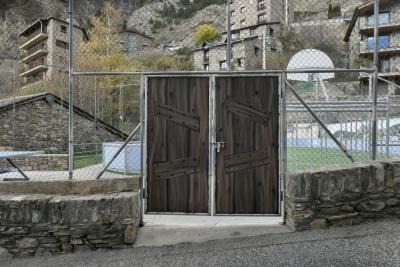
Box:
215;142;225;153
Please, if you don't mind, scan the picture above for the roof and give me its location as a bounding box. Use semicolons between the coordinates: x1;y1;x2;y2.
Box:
119;28;154;40
344;0;391;42
221;21;281;34
0;93;128;139
19;17;88;40
193;36;259;51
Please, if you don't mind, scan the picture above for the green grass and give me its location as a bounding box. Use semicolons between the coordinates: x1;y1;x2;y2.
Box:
74;154;102;169
287;147;371;173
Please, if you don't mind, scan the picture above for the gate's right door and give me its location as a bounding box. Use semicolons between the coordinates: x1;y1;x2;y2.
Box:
215;76;279;214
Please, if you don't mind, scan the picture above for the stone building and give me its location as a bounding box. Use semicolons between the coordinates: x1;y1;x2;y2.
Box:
19;17;87;88
0;93;126;153
193;0;284;71
119;28;154;57
229;0;286;29
344;0;400;95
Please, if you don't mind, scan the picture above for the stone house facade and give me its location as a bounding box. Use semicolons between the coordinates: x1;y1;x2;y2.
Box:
19;17;87;88
119;29;154;57
345;0;400;96
0;93;126;154
193;0;284;71
229;0;285;29
193;36;265;71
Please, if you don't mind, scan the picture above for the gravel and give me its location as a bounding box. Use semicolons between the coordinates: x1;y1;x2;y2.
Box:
3;219;400;267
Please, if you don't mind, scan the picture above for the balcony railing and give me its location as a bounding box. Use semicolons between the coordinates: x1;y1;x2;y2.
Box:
26;42;47;56
20;27;47;44
360;15;400;35
19;28;48;50
26;57;46;71
359;37;400;56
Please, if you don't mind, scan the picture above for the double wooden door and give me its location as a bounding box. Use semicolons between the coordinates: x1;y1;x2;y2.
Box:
146;76;279;214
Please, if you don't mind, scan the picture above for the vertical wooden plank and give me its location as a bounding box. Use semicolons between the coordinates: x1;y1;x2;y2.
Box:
148;77;168;211
190;77;209;213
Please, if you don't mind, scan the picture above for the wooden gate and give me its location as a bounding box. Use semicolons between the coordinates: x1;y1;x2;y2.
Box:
147;77;209;213
146;75;280;215
215;76;279;214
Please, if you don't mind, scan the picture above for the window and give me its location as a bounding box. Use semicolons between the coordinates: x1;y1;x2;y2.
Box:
240;6;246;13
219;61;227;70
269;28;274;36
240;19;246;27
204;64;209;71
231;23;236;30
60;25;67;33
367;35;390;49
237;58;242;67
379;58;390;73
56;40;69;49
328;3;341;19
258;0;266;11
204;50;209;61
254;47;260;55
368;12;390;26
250;27;256;35
231;10;235;17
258;14;266;23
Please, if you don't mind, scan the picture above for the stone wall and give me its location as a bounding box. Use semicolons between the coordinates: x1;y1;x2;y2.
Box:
286;160;400;231
0;178;140;257
0;154;67;171
0;98;123;153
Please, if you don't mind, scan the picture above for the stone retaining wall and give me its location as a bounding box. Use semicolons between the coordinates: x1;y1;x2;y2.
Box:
0;154;68;171
0;178;140;257
286;160;400;231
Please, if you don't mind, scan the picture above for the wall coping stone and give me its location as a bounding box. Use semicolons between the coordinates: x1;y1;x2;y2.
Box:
0;177;139;195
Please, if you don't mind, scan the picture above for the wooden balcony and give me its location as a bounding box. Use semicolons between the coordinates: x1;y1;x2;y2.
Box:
19;33;48;50
20;44;48;64
360;23;400;36
19;58;48;78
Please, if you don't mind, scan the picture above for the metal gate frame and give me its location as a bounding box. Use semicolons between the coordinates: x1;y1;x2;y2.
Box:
142;73;284;219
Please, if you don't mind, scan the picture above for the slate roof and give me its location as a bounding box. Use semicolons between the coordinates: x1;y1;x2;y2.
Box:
0;92;128;139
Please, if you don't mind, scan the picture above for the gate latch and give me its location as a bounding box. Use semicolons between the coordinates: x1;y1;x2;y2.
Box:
215;142;225;153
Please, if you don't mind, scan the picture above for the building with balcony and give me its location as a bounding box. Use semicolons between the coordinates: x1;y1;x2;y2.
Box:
345;0;400;95
19;17;88;88
193;0;285;71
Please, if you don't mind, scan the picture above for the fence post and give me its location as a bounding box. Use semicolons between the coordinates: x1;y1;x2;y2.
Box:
371;0;380;160
68;0;75;179
280;72;287;223
139;74;146;226
226;0;232;71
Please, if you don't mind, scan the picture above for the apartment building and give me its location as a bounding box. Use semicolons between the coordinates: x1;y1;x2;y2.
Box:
345;0;400;95
19;17;87;88
193;0;285;71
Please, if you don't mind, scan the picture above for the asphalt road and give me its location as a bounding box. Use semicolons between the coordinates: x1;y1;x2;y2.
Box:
3;220;400;267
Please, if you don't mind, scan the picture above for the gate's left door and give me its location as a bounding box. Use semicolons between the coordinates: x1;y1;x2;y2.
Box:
147;77;209;213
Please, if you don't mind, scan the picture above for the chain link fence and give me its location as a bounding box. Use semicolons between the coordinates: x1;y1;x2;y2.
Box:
0;0;400;181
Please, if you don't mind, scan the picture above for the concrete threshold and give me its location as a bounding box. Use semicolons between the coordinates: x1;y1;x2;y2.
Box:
135;215;291;247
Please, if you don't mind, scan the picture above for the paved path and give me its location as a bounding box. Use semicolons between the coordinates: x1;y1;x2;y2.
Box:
3;220;400;267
